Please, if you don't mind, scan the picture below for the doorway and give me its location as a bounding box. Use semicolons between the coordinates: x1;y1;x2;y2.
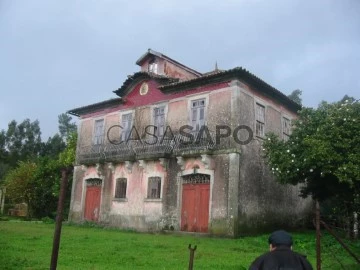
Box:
84;178;102;221
181;173;210;232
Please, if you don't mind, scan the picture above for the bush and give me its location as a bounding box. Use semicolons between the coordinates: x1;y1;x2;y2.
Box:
41;216;55;224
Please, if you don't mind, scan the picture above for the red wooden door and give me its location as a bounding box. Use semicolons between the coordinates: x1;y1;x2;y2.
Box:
181;183;210;232
84;186;101;221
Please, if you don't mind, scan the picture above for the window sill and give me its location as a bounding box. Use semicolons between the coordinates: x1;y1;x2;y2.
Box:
255;135;265;140
144;198;162;202
113;198;128;202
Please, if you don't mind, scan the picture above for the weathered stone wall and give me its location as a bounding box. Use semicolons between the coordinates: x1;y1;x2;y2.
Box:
234;83;312;234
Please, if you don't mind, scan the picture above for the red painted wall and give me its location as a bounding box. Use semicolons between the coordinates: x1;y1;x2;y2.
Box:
81;80;230;119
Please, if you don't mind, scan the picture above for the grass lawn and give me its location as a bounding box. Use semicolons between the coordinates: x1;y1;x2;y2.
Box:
0;221;359;269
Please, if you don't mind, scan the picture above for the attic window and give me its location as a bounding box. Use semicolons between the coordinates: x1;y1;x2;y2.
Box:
148;58;158;74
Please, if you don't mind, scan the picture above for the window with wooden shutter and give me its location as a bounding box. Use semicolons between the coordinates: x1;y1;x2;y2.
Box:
121;113;133;142
93;119;104;145
115;178;127;199
255;103;265;137
282;117;291;141
147;177;161;199
191;99;205;132
154;106;165;137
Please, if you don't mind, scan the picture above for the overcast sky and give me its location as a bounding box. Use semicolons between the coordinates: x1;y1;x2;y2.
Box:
1;0;359;140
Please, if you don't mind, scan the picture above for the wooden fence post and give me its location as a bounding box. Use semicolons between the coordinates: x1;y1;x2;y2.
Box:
50;167;70;270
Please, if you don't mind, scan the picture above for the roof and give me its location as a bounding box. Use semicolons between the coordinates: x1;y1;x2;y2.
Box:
113;71;179;97
67;98;123;117
136;48;202;77
159;67;301;112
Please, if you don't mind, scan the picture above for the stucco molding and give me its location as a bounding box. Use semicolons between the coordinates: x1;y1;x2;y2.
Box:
201;154;212;169
159;158;169;170
125;161;133;173
138;160;146;171
108;162;115;174
176;156;185;170
95;163;103;176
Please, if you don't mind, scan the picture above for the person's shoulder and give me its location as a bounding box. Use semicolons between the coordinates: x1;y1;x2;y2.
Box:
292;251;313;269
248;252;272;270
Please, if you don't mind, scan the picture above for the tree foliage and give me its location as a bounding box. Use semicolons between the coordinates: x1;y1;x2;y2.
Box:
4;119;42;167
2;113;78;218
58;113;77;140
263;97;360;203
4;161;37;216
287;89;302;105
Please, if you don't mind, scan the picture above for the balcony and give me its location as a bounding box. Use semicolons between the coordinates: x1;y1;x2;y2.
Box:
77;131;216;165
132;137;174;160
173;131;216;156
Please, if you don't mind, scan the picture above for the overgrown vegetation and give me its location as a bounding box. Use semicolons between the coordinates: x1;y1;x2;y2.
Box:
0;113;77;218
0;222;359;269
263;95;360;238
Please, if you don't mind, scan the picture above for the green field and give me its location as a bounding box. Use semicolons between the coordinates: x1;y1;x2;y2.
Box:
0;221;359;269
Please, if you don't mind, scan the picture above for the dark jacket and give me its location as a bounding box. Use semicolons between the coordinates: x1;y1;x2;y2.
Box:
249;246;313;270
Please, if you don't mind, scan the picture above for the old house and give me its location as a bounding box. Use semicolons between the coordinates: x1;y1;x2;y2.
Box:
68;49;311;236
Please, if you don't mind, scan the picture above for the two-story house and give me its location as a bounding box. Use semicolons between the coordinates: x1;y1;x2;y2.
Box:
68;49;311;236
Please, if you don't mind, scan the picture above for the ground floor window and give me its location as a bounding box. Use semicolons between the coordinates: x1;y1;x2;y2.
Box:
147;177;161;199
115;178;127;199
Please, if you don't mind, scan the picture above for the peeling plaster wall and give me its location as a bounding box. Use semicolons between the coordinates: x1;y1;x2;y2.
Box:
70;77;311;236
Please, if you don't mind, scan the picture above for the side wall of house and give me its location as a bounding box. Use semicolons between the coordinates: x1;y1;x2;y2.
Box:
233;80;312;234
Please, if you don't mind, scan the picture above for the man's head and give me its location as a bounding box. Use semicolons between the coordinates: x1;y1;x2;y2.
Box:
268;230;293;251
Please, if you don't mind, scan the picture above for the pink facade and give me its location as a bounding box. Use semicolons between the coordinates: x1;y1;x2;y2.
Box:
68;49;311;236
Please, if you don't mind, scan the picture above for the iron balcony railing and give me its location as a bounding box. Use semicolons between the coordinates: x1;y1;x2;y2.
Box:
77;130;216;164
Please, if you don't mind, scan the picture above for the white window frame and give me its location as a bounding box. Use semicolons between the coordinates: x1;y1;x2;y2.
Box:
148;59;158;74
189;97;207;133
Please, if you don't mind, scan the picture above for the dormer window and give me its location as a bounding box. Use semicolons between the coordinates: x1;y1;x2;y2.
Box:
148;58;158;74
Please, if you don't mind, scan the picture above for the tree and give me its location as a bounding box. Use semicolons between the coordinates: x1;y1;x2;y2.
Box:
58;113;77;140
263;97;360;236
4;119;42;167
58;132;77;167
40;133;66;158
287;89;302;105
5;161;37;217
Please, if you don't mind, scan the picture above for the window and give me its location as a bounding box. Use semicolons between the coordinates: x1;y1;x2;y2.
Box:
154;106;165;136
121;113;133;141
191;99;205;132
148;59;158;74
114;178;127;199
93;119;104;145
255;103;265;137
282;117;291;141
147;177;161;199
